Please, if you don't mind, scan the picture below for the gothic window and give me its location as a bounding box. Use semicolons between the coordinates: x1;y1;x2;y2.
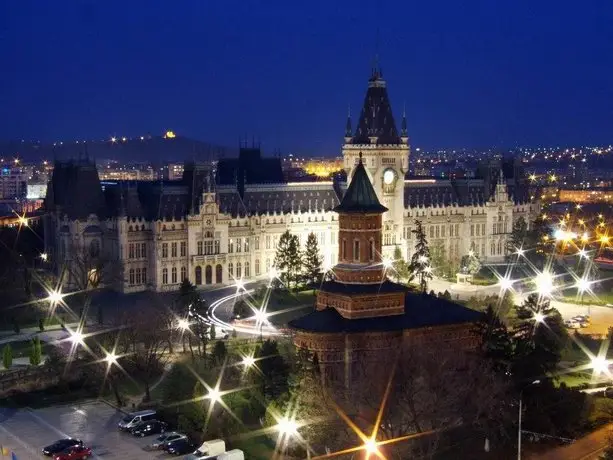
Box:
229;239;234;253
135;243;141;259
162;268;168;284
236;238;242;253
470;225;474;237
435;226;440;238
205;240;213;254
129;268;135;285
181;266;187;281
236;262;242;278
171;266;177;283
197;241;203;255
266;258;271;273
180;241;186;257
135;268;141;285
255;259;260;276
141;242;147;258
490;242;495;256
162;243;168;258
228;262;234;277
171;242;177;257
245;261;250;277
244;238;249;252
195;266;202;285
255;236;260;250
492;224;496;235
142;267;147;284
353;240;360;261
481;223;485;235
266;236;271;249
214;240;220;254
129;243;135;259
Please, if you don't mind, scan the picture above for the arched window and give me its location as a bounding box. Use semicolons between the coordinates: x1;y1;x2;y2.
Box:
181;266;187;281
255;259;260;276
162;268;168;284
236;262;242;278
142;267;147;284
369;239;375;261
129;268;135;285
195;266;202;285
215;264;223;283
135;268;141;284
353;240;360;261
228;263;234;277
205;265;212;284
245;261;250;277
171;266;177;283
89;239;100;257
342;239;347;260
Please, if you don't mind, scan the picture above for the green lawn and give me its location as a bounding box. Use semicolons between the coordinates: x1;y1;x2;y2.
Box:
248;288;316;326
555;372;593;388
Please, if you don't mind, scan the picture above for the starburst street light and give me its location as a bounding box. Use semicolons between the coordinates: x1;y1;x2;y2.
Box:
364;438;380;457
47;289;64;304
418;255;428;264
535;271;554;297
515;247;525;257
577;248;588;259
591;356;610;375
235;278;245;291
40;252;48;262
499;276;514;291
177;318;190;331
104;352;118;365
69;330;84;345
382;258;393;269
277;417;299;436
269;267;279;280
242;356;256;368
206;387;222;404
575;277;592;294
533;312;545;323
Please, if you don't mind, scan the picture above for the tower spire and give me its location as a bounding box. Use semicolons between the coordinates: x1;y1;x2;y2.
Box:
401;102;408;137
345;105;352;140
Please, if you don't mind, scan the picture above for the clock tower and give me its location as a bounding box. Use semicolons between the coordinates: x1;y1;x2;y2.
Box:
342;67;409;260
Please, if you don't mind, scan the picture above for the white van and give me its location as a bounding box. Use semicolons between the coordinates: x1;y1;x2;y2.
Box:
183;439;226;460
217;449;244;460
117;409;157;431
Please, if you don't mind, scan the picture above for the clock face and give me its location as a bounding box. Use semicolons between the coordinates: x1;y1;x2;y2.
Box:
383;169;396;185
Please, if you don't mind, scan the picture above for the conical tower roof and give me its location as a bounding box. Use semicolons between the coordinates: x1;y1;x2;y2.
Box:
334;154;388;214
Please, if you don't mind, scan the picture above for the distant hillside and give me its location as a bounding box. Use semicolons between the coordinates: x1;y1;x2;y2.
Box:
0;136;237;163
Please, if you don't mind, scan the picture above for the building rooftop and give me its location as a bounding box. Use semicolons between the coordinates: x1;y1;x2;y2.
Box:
289;291;483;334
334;155;388;214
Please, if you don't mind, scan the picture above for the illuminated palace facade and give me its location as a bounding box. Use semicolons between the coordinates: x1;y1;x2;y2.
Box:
43;69;539;294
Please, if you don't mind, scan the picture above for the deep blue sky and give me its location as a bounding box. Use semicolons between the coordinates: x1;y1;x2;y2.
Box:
1;0;612;155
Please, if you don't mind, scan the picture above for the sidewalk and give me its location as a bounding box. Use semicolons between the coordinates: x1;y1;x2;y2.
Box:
527;423;613;460
0;324;78;346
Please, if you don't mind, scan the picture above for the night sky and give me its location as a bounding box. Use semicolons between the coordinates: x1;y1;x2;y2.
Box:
1;0;612;155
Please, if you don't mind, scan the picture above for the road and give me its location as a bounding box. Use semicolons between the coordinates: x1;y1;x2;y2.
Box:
527;423;613;460
429;277;613;335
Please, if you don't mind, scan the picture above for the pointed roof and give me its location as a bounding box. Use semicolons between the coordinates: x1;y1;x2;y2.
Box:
334;154;388;214
351;68;401;145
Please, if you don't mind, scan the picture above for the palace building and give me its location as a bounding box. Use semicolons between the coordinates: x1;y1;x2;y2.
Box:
43;68;539;293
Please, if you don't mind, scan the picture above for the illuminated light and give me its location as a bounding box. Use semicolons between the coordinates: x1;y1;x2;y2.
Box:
516;247;525;257
529;174;537;181
14;158;20;164
177;318;190;331
468;249;474;257
576;277;591;293
47;290;64;304
577;248;588;258
323;260;333;271
242;356;255;368
535;271;554;296
164;130;176;139
207;387;222;404
69;330;84;345
579;219;585;226
576;204;582;210
105;352;118;365
383;169;395;185
277;417;298;436
40;252;48;262
110;137;117;143
235;278;244;291
18;216;28;227
600;235;610;244
418;255;428;264
424;266;432;273
382;258;393;269
140;136;144;140
591;356;610;375
554;229;565;241
499;277;514;291
542;214;548;220
533;312;545;323
549;174;557;182
599;214;604;219
121;137;127;142
268;267;279;280
364;438;379;456
254;309;268;323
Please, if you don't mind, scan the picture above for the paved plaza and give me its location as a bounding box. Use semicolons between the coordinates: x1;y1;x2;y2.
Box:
0;400;171;459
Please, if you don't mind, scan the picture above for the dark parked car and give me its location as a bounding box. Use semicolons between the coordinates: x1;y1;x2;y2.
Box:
147;432;186;450
164;438;196;456
42;439;83;456
129;419;168;437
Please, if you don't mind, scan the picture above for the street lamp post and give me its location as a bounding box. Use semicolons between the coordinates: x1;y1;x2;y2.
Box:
518;380;540;460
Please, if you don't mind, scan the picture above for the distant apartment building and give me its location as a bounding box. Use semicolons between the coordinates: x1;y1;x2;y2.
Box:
559;188;613;204
98;164;157;181
0;166;27;199
165;163;184;181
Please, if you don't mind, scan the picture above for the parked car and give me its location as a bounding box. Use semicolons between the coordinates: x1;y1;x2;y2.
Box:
130;419;168;437
184;439;226;459
217;449;245;460
42;439;83;456
564;320;581;329
165;438;196;456
52;445;92;460
148;432;187;450
117;409;157;431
